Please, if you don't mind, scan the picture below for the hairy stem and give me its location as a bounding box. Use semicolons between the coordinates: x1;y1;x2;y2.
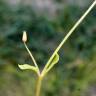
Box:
42;0;96;75
36;76;43;96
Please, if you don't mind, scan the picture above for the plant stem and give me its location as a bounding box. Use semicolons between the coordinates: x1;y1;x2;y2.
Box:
24;42;40;75
36;76;43;96
42;0;96;75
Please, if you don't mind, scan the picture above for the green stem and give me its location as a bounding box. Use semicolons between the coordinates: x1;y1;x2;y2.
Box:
36;76;43;96
24;42;40;75
42;0;96;75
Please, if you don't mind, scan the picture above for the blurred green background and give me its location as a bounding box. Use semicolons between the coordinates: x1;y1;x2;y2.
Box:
0;0;96;96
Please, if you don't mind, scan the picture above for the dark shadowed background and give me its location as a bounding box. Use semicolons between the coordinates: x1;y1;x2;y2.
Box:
0;0;96;96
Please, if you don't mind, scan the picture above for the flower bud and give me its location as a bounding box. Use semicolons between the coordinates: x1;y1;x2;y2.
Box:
22;31;27;42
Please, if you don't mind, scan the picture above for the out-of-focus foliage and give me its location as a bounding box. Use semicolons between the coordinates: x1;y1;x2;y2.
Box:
0;0;96;96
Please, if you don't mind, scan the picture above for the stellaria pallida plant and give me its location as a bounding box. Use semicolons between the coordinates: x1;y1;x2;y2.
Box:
18;1;96;96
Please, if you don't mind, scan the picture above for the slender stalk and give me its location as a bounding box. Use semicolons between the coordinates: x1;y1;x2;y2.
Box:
42;0;96;75
24;42;40;75
36;76;43;96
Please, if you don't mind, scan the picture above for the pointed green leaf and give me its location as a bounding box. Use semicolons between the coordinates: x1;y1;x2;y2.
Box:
46;53;59;73
51;53;59;66
18;64;38;72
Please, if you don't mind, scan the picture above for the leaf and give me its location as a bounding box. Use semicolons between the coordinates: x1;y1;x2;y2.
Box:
51;53;59;66
46;53;59;72
18;64;38;72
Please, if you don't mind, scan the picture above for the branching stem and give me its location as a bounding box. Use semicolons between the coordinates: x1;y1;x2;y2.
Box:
21;1;96;96
35;1;96;95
